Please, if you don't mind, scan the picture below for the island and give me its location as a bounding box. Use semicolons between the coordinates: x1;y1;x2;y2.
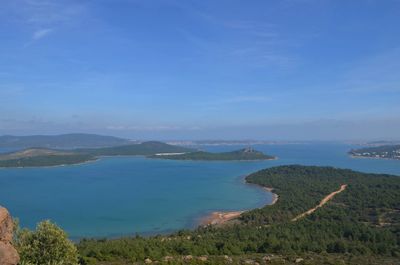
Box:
349;145;400;160
77;165;400;264
0;141;195;168
149;147;276;161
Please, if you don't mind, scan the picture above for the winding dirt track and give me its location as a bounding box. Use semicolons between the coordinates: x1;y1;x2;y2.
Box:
292;184;347;221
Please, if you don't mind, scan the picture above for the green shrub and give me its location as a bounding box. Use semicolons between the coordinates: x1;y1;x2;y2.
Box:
15;220;79;265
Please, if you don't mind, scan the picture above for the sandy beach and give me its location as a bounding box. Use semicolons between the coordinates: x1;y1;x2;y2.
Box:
199;211;245;226
200;186;278;226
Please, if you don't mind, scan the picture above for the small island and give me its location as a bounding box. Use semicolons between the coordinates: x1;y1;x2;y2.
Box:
149;147;276;161
349;145;400;160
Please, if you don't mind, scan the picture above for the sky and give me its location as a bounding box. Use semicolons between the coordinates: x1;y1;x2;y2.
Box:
0;0;399;140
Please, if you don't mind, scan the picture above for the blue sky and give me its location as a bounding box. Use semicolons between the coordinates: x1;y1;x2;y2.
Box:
0;0;399;140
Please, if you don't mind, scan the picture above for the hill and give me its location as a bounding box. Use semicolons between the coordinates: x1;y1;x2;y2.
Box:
349;145;400;160
0;148;95;168
78;141;195;156
150;147;275;161
0;133;131;149
77;165;400;264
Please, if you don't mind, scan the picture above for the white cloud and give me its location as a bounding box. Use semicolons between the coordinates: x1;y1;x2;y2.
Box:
32;28;52;40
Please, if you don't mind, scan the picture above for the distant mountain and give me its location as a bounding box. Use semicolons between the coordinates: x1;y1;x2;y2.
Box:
0;133;131;149
349;145;400;160
150;147;276;161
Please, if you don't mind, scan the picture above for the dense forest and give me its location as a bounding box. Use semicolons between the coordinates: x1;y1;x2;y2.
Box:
77;165;400;264
149;148;275;161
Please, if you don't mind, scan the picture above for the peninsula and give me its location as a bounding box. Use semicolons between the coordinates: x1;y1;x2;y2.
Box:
78;165;400;264
349;145;400;160
0;141;195;168
149;147;275;161
0;142;276;167
0;148;95;168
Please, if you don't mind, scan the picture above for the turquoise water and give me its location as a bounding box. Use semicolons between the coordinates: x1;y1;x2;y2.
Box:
0;143;399;239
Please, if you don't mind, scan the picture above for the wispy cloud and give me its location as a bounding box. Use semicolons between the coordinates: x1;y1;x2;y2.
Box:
177;4;299;69
32;28;52;40
5;0;86;45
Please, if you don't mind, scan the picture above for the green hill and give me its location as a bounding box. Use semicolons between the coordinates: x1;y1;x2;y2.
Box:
0;148;95;167
150;147;275;161
78;141;195;156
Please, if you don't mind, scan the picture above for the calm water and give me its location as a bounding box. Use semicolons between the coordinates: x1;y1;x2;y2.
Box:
0;143;399;239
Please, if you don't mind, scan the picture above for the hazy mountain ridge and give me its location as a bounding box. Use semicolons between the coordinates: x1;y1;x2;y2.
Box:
0;133;131;149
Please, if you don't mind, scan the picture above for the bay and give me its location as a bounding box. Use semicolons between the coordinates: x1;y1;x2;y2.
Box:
0;143;398;239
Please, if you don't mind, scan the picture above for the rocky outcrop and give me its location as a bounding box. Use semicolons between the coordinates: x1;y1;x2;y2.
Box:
0;207;19;265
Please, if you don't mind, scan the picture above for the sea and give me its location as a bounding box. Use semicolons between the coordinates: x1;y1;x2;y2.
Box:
0;142;399;239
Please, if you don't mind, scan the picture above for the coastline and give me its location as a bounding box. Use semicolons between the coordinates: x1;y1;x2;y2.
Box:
199;184;278;226
150;156;278;162
350;154;400;161
0;154;279;169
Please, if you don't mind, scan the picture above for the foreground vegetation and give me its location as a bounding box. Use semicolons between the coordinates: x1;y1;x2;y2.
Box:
75;165;400;264
14;220;79;265
149;148;275;161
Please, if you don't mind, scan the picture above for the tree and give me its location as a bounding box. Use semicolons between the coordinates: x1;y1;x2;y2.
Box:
15;220;79;265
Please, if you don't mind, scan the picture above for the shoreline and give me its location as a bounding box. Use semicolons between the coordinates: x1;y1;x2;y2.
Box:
0;155;278;169
349;154;400;161
150;156;278;162
199;184;278;226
